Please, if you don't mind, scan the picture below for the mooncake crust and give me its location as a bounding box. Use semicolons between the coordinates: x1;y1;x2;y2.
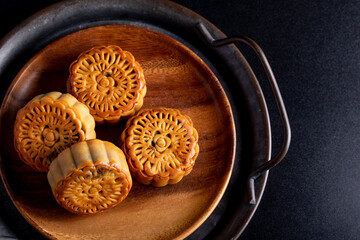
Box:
13;92;96;172
47;139;132;215
67;45;147;125
120;108;199;187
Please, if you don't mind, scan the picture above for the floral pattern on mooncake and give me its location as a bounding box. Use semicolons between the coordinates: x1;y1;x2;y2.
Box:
14;92;96;172
67;45;147;125
120;108;199;187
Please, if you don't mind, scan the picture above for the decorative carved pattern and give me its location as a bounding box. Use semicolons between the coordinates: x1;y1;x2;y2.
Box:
67;45;147;125
121;108;199;187
14;92;96;172
48;139;132;215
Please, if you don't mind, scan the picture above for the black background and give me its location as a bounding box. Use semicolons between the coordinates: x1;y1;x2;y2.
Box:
0;0;359;239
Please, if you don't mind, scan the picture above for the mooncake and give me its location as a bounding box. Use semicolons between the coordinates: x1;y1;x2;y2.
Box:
120;108;199;187
14;92;96;172
67;45;147;125
47;139;132;215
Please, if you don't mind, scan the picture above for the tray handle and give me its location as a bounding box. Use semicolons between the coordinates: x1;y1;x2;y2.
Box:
197;23;291;205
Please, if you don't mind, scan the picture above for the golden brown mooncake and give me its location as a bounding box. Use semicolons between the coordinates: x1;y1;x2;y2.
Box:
67;45;147;125
120;108;199;187
14;92;96;172
47;139;132;215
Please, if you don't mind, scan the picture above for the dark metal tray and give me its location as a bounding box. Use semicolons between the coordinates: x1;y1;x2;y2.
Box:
0;0;290;239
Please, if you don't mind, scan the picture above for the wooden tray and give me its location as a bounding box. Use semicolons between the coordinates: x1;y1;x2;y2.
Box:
0;24;235;239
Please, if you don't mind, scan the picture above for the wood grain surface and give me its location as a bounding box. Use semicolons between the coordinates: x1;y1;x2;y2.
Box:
0;25;235;239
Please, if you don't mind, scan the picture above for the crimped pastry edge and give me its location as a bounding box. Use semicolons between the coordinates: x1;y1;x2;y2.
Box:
47;139;132;215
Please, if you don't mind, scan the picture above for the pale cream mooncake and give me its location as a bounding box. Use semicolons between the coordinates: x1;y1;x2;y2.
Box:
14;92;96;172
120;108;199;187
67;45;147;125
47;139;132;215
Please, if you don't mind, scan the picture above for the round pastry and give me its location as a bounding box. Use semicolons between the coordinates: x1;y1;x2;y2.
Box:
67;45;147;125
14;92;96;172
120;108;199;187
47;139;132;215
